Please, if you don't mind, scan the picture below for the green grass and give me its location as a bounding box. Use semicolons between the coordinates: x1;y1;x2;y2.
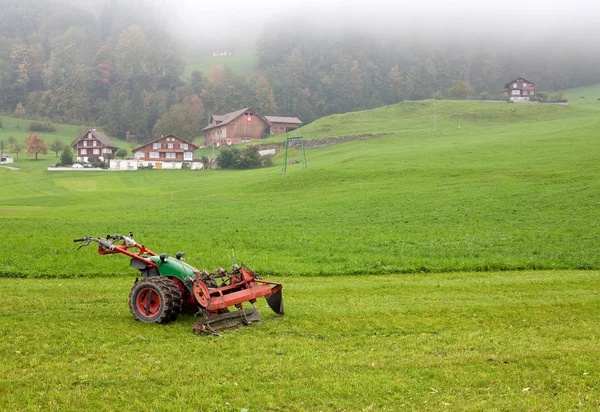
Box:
183;49;259;79
1;85;600;410
565;85;600;110
0;271;598;410
0;116;134;169
1;91;600;277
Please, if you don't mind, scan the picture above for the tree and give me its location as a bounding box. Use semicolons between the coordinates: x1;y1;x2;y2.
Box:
116;148;127;159
7;136;17;152
60;145;73;165
13;143;24;158
386;65;404;103
49;138;65;157
25;133;48;160
447;80;474;100
152;95;205;139
0;140;5;153
13;103;25;118
252;75;277;113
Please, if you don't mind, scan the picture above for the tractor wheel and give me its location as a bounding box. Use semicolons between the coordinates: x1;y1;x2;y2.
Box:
129;277;182;324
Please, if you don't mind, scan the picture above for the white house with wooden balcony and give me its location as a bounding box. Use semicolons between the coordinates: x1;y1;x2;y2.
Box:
130;134;202;169
72;129;118;163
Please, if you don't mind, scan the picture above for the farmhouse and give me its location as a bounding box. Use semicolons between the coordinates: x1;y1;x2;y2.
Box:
504;77;536;101
203;107;302;146
72;129;118;163
131;134;201;169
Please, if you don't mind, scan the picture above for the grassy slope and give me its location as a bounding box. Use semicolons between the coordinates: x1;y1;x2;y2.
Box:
183;49;259;79
0;94;599;277
0;116;132;169
0;271;598;410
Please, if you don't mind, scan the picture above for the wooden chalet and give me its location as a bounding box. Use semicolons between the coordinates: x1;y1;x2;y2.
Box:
265;116;303;135
504;77;536;100
203;107;302;146
132;134;199;169
72;129;118;163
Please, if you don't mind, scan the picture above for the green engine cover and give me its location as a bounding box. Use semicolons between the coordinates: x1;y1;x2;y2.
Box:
148;255;197;286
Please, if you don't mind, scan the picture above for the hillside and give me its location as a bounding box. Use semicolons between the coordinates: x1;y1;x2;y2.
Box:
1;94;599;277
258;99;588;143
183;50;259;79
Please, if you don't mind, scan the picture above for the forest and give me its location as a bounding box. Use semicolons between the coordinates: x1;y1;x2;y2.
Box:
1;0;599;142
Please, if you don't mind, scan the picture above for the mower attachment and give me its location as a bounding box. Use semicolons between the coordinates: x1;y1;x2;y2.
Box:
74;233;284;334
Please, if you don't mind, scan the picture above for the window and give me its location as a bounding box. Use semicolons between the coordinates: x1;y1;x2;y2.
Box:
135;152;144;158
512;90;520;95
513;83;517;88
168;143;173;149
523;91;529;95
180;143;188;150
149;152;159;158
93;149;100;155
530;90;534;95
93;140;97;147
184;152;192;160
153;143;161;149
166;152;176;159
103;148;112;154
83;141;88;147
81;149;87;155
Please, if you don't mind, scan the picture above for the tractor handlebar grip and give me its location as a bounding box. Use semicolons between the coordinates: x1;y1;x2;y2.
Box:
73;237;87;242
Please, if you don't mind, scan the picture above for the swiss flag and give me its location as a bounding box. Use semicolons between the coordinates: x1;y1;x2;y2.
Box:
246;116;252;122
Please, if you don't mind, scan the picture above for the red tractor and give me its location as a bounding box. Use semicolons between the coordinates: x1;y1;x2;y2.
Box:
75;233;283;334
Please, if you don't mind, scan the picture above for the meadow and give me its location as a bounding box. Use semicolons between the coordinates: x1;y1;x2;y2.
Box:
1;99;599;277
183;49;259;79
1;91;600;410
1;271;598;410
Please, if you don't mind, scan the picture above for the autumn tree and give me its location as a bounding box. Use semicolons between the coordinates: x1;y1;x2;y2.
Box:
252;75;277;113
49;138;65;157
25;133;48;160
14;103;25;118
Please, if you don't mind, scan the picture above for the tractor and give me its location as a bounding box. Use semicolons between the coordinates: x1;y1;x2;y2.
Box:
74;233;283;334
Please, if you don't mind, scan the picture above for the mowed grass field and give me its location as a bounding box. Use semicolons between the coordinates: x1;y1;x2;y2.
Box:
1;271;598;410
1;89;600;410
1;99;599;277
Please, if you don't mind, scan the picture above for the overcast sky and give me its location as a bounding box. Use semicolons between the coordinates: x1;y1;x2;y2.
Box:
157;0;599;52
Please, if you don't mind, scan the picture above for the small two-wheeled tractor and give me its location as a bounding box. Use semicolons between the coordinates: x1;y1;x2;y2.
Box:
74;233;283;334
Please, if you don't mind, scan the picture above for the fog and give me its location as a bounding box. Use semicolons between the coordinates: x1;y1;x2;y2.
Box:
161;0;600;53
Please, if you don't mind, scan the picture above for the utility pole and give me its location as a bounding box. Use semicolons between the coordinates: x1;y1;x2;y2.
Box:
433;102;436;131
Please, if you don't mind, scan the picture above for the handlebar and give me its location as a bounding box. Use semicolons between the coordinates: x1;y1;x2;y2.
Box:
73;236;115;250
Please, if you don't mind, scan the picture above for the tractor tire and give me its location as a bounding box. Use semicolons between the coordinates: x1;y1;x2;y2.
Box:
129;277;182;324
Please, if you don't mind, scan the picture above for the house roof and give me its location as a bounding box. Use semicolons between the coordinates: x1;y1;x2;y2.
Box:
132;134;199;152
72;129;118;148
202;107;271;132
264;116;303;124
505;77;535;88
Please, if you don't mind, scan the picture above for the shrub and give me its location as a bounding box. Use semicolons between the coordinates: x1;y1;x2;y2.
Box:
29;121;57;133
216;146;268;170
60;146;73;165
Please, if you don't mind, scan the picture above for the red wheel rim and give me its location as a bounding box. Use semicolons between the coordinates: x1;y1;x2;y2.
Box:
136;287;161;317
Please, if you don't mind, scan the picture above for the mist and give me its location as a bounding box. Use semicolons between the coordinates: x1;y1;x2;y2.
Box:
162;0;600;53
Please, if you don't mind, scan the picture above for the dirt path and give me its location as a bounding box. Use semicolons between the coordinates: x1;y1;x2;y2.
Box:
0;165;20;171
